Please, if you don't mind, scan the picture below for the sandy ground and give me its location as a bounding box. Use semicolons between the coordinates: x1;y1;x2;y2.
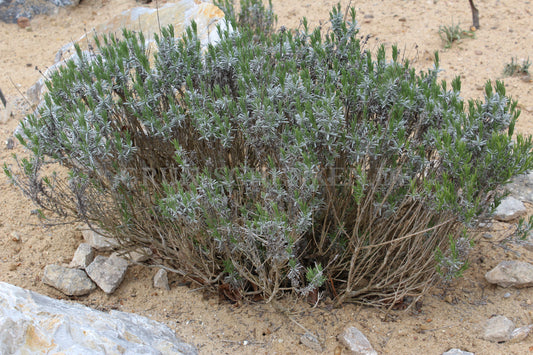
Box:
1;0;533;353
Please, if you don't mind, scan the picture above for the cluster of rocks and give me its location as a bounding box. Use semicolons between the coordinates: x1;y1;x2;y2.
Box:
480;172;533;346
43;228;169;296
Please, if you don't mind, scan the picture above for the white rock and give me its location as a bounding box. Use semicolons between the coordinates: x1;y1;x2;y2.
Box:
154;268;170;290
0;282;197;354
81;228;119;251
493;196;527;222
69;243;95;269
510;324;533;343
43;264;96;296
86;255;128;294
442;349;474;355
339;326;377;355
485;260;533;288
483;315;515;342
442;350;474;355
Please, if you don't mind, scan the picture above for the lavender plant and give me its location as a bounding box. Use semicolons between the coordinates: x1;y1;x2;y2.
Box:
5;1;533;307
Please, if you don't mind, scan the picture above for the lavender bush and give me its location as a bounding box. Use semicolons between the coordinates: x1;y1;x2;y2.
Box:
6;1;533;307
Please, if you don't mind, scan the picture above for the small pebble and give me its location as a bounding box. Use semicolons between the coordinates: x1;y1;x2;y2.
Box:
11;232;21;242
5;138;14;149
503;292;511;298
483;233;493;239
17;17;30;29
399;17;407;22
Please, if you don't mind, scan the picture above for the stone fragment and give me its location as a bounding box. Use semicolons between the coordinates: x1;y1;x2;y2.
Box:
5;137;14;149
153;268;170;290
493;196;527;222
510;324;533;343
0;282;197;354
338;326;377;355
0;0;80;24
81;228;119;251
485;260;533;288
43;264;96;296
10;231;21;242
69;243;95;269
16;16;29;28
483;315;515;342
86;255;128;294
442;349;474;355
300;331;323;352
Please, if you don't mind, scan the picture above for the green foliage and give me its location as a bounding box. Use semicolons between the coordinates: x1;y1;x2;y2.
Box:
503;57;531;77
438;21;474;48
6;1;533;307
435;231;471;280
513;215;533;240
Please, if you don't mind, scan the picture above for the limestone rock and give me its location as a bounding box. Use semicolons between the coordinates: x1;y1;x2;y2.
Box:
26;0;228;106
86;255;128;294
43;264;96;296
69;243;95;269
510;324;533;343
0;0;79;24
493;196;527;222
338;326;377;355
485;260;533;288
81;228;119;251
442;349;474;355
154;268;170;290
483;315;515;342
0;282;197;354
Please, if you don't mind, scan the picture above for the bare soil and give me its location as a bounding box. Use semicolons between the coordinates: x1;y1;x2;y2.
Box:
1;0;533;354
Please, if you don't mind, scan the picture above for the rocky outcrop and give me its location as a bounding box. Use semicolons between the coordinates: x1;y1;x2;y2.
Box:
0;282;197;354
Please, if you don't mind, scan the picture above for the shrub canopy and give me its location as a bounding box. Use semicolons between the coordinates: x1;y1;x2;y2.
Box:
6;1;533;307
